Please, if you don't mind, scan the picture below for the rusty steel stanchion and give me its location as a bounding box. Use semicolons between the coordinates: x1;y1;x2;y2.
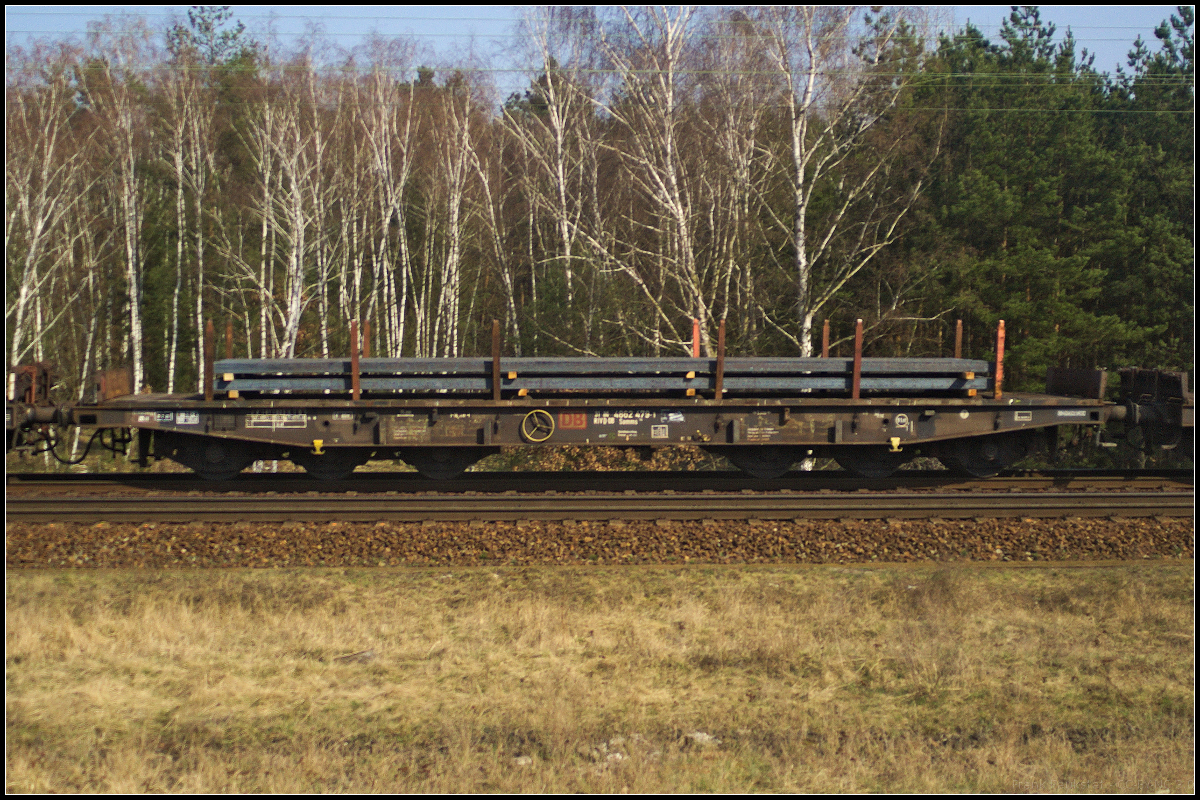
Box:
994;319;1005;400
491;319;502;402
851;318;864;400
350;320;361;401
204;319;215;401
714;318;726;402
821;319;830;358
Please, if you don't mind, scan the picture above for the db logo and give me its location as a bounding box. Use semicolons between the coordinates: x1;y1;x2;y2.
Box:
558;412;587;430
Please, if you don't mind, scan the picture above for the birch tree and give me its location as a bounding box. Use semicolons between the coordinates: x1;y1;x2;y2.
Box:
429;73;478;357
753;6;938;355
595;6;722;355
691;9;776;346
356;37;421;356
263;62;321;357
82;17;159;391
220;58;320;358
165;6;245;382
466;117;524;352
155;55;199;391
5;43;98;382
507;8;608;309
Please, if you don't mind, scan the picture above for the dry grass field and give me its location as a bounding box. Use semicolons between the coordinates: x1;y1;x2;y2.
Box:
6;563;1194;793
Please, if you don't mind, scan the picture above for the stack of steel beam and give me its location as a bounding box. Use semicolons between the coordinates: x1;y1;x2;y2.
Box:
212;357;991;397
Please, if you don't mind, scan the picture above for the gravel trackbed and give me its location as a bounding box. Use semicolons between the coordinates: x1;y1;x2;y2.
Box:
6;515;1192;569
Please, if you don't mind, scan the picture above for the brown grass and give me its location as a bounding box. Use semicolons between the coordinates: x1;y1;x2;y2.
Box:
6;564;1194;792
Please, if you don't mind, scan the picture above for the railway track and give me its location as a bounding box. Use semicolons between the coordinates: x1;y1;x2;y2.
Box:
8;469;1191;524
6;488;1192;523
5;468;1192;495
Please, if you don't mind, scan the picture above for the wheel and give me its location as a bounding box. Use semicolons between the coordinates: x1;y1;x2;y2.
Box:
935;433;1030;478
396;447;497;479
521;409;555;443
289;448;371;480
159;433;258;480
834;446;910;479
705;446;806;479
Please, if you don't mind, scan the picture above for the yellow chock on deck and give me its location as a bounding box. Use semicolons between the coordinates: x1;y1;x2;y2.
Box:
889;437;902;453
311;439;325;455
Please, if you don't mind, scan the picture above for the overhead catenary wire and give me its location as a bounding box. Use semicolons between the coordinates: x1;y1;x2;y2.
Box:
3;7;1188;36
7;25;1184;45
5;59;1193;85
3;7;1180;29
7;6;1190;97
4;6;1190;52
6;48;1191;86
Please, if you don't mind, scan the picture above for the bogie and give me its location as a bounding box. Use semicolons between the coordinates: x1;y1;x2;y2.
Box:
155;431;272;480
288;448;372;481
706;445;809;479
834;446;913;479
395;447;498;480
932;432;1034;478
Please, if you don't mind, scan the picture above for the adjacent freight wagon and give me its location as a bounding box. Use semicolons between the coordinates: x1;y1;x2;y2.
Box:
7;320;1193;480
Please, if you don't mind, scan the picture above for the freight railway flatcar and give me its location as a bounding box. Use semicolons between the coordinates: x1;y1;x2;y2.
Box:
6;320;1193;480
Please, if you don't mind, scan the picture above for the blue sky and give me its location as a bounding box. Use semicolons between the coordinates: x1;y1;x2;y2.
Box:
6;5;1188;98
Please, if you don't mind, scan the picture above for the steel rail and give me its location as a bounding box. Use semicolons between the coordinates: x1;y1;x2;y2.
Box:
7;490;1193;523
5;469;1193;495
